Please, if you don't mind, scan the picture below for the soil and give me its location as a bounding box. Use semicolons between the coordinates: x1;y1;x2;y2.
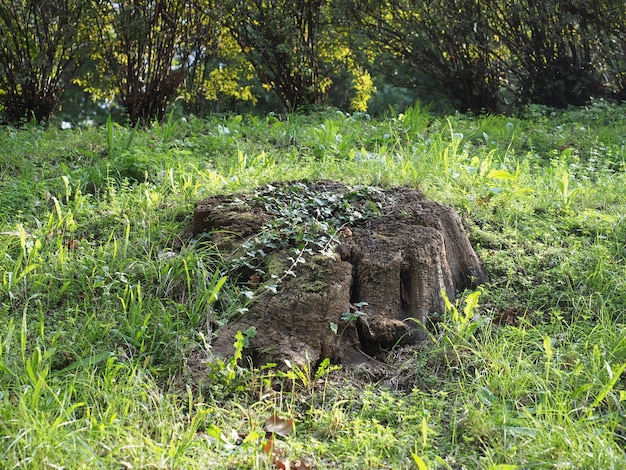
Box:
193;181;487;370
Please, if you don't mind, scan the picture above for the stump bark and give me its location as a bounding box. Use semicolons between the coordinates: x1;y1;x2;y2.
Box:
193;181;487;368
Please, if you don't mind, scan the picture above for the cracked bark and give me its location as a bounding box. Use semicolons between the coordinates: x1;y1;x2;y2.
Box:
194;182;487;368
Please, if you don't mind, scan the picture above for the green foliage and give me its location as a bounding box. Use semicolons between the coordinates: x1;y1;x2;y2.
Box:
224;181;384;308
106;112;139;158
486;0;613;106
439;289;486;344
2;0;625;120
89;0;213;124
1;103;626;467
348;0;626;111
0;0;93;123
345;0;501;112
206;327;257;391
223;0;361;111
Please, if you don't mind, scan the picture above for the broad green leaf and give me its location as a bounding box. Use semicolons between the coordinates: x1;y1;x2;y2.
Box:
487;169;516;180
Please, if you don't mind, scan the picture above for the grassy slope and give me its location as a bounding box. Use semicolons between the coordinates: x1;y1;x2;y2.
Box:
0;102;625;469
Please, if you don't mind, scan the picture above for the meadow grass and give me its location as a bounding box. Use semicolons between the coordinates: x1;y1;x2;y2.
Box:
1;101;625;468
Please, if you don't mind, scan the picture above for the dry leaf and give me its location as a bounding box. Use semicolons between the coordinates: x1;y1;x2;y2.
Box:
249;273;261;289
265;414;294;437
67;238;80;251
264;436;312;470
263;435;275;455
293;460;311;470
338;226;352;237
264;415;311;469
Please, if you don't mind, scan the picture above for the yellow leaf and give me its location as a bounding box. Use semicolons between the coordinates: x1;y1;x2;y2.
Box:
411;452;429;470
487;169;516;180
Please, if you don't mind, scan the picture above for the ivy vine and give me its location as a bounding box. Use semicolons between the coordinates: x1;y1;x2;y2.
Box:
229;181;386;297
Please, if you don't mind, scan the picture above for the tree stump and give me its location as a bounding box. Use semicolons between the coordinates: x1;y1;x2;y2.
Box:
193;181;487;368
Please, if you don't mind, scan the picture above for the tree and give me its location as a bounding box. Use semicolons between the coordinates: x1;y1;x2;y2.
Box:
343;0;502;113
181;22;259;115
585;0;626;100
0;0;93;123
91;0;212;125
488;0;607;107
223;0;337;110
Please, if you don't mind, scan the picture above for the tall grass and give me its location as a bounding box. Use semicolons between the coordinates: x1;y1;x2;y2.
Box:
1;101;625;468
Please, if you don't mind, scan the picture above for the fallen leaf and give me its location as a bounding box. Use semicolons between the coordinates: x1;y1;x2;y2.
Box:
249;273;261;289
265;414;294;437
263;415;311;469
67;238;81;250
494;306;528;326
263;435;274;455
293;460;311;470
338;226;352;237
264;436;312;470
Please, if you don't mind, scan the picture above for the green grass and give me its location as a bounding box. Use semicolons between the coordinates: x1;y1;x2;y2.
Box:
1;100;626;468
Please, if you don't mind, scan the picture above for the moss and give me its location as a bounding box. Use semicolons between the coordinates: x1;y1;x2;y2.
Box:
263;251;341;294
265;252;290;277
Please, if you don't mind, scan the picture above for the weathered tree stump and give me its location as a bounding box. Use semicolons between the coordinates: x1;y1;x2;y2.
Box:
193;181;487;368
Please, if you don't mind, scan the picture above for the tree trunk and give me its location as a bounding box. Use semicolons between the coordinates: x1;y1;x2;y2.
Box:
193;181;487;368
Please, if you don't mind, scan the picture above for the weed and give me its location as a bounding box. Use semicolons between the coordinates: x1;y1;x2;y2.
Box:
106;113;139;158
438;289;488;346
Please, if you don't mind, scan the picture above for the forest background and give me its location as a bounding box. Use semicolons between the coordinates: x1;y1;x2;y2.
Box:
1;0;626;125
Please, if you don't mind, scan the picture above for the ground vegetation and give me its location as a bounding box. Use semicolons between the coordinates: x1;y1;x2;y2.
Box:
1;101;625;467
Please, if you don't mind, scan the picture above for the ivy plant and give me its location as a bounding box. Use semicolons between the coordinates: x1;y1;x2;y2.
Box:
229;182;385;296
